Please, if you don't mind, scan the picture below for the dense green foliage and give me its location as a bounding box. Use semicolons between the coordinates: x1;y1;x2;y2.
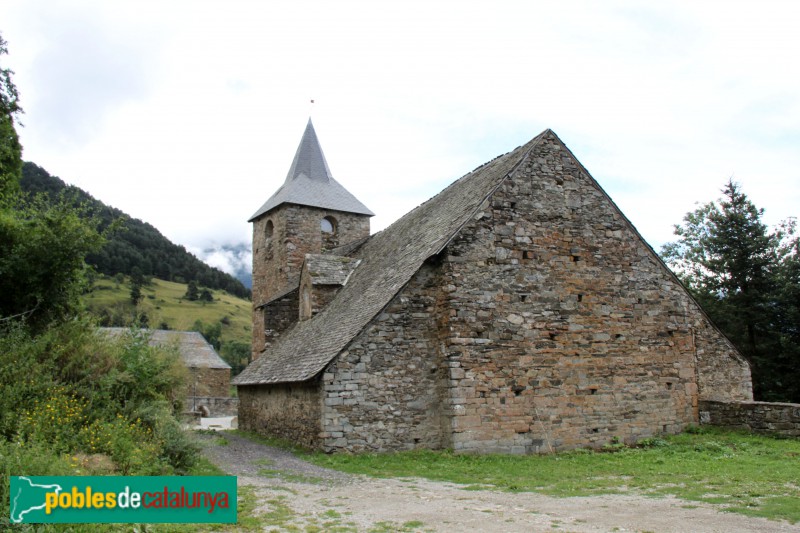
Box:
0;34;21;201
191;319;251;376
0;194;105;330
307;427;800;523
661;180;799;402
0;322;199;524
20;162;251;299
0;33;199;528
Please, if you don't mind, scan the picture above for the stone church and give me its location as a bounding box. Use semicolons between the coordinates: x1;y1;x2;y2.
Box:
233;119;753;453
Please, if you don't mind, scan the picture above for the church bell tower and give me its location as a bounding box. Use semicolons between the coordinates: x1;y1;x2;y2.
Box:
249;119;373;357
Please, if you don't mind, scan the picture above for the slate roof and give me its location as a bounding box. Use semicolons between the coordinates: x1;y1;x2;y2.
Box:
304;254;361;285
100;328;231;369
249;119;374;221
233;130;549;386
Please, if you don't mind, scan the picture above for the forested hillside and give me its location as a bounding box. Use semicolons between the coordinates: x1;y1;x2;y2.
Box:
20;162;250;299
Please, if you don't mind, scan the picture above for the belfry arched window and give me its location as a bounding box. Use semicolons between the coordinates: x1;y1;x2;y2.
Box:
321;216;336;234
265;220;274;240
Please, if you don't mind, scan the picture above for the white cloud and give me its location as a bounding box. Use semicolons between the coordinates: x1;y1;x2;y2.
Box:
1;0;797;257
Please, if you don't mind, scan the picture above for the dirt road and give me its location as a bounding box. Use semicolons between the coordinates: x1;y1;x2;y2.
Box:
199;432;799;532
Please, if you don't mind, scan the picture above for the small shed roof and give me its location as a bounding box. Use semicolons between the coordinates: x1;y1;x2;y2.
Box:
304;254;361;286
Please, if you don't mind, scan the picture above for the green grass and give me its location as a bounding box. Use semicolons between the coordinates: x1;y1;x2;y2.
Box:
305;428;800;523
85;276;251;345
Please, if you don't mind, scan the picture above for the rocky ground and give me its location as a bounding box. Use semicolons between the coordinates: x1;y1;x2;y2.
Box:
198;431;799;532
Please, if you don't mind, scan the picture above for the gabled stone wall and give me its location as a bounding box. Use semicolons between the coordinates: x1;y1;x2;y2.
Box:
320;262;449;452
436;136;751;452
187;367;231;398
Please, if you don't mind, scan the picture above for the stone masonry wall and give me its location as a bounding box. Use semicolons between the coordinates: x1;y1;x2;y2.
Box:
187;367;230;398
237;381;322;448
262;288;300;352
187;396;239;417
251;205;370;356
320;262;448;452
437;134;751;453
700;400;800;437
299;275;341;321
694;323;752;401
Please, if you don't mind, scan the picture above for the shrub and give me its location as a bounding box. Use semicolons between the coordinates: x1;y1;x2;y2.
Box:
0;440;75;524
0;321;196;475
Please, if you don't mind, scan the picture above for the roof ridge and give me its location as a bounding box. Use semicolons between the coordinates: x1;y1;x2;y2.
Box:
234;129;551;386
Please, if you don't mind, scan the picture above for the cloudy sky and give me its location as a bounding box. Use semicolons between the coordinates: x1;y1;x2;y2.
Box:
2;1;798;275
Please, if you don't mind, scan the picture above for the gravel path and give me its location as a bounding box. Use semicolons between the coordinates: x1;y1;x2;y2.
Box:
198;431;800;532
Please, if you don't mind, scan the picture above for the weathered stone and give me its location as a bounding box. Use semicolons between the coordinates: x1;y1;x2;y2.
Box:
699;400;800;438
239;128;753;454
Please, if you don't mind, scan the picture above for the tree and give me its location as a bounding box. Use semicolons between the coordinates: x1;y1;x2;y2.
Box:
0;33;22;201
661;180;798;401
191;319;221;351
0;33;103;331
184;280;199;301
130;282;143;306
0;196;104;330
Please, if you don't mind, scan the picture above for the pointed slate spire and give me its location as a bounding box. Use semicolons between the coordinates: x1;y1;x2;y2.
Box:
285;118;333;184
249;119;374;221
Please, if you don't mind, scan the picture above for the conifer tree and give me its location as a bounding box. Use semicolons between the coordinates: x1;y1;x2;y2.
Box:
662;180;798;401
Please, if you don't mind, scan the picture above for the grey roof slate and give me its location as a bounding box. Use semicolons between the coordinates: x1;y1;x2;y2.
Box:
100;328;231;369
304;254;361;286
249;119;374;221
233;130;549;386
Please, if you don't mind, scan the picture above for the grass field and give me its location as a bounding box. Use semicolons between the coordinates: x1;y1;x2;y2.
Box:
307;427;800;523
84;276;251;346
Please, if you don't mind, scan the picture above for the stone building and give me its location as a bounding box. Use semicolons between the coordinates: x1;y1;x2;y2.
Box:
233;121;753;453
102;328;231;402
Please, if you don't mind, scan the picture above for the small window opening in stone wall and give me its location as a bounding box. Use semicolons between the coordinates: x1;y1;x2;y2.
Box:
520;294;529;302
665;382;673;390
321;216;336;234
571;254;580;262
265;220;274;240
590;428;600;433
549;332;558;340
523;250;534;260
589;387;598;395
577;294;583;302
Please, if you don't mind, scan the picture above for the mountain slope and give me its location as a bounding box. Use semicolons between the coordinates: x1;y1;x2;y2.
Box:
85;275;252;375
20;162;250;299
